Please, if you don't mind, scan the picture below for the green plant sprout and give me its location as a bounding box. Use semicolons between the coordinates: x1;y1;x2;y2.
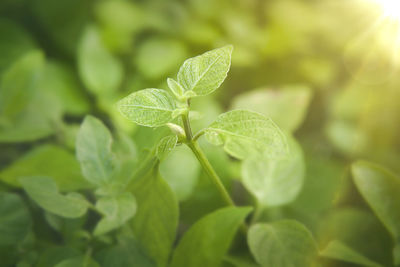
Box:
117;45;288;209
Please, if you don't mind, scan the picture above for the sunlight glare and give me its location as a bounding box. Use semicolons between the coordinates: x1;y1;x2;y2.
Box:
372;0;400;21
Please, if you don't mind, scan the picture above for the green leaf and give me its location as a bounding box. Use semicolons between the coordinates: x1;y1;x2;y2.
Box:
0;50;44;121
167;78;185;99
351;161;400;240
54;256;100;267
131;170;179;267
248;220;317;267
0;144;91;191
320;240;383;267
94;238;156;267
0;192;31;246
76;115;115;186
205;109;288;160
231;86;312;132
20;176;89;218
170;206;252;267
159;145;200;201
242;135;305;207
94;192;137;236
156;135;178;161
177;45;233;97
117;88;177;127
78;25;123;95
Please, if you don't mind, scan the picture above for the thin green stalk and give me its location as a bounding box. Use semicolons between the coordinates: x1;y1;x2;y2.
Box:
181;113;234;207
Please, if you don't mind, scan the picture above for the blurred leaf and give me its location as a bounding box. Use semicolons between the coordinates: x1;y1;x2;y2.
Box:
170;206;252;267
0;50;44;121
131;170;178;266
54;256;99;267
242;135;305;207
95;238;156;267
352;161;400;241
177;45;232;97
205;109;288;160
94;192;137;236
159;145;200;201
320;240;383;267
117;88;176;127
231;86;312;132
0;19;37;74
0;144;91;191
36;246;81;267
76;115;115;186
20;176;89;218
156;135;178;161
248;220;317;267
78;25;123;95
0;192;31;246
135;38;187;79
40;61;89;116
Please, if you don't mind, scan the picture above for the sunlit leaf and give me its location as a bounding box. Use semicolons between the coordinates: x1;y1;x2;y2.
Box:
177;45;232;97
117;88;176;127
205;109;288;160
156;135;178;161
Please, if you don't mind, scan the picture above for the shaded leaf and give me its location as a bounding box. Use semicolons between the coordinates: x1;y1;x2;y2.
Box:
20;176;89;218
320;240;383;267
78;25;123;95
131;170;179;267
205;109;288;160
94;192;137;236
242;135;305;207
76;115;115;186
0;192;31;246
177;45;232;96
248;220;317;267
170;206;252;267
55;256;99;267
117;88;176;127
156;135;178;161
0;144;91;191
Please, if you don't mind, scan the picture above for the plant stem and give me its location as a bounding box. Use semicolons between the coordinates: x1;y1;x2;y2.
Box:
181;114;235;207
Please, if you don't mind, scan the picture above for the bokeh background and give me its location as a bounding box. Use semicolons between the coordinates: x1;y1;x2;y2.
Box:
0;0;400;266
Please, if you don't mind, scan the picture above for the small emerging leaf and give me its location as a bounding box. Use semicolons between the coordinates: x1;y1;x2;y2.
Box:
20;176;89;218
320;240;383;267
156;135;178;160
94;192;137;236
248;220;317;267
117;88;176;127
177;45;233;97
76;115;115;186
167;78;185;99
205;109;288;160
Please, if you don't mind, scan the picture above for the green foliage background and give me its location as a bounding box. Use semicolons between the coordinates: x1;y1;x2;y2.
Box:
0;0;400;266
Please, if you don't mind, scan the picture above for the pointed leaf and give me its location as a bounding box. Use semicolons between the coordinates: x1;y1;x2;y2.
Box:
205;110;288;160
320;240;383;267
167;78;185;99
248;220;317;267
156;135;178;161
351;161;400;240
117;88;176;127
94;192;137;236
20;176;89;218
170;206;252;267
76;115;115;186
242;135;305;207
177;45;233;96
131;170;179;267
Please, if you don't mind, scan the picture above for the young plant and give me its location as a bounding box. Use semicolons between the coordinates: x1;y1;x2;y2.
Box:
117;45;288;208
